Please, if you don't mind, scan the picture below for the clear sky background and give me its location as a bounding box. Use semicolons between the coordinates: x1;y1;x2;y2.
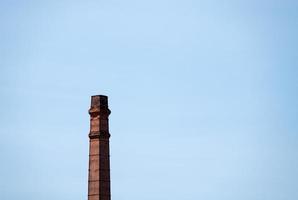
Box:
1;0;298;200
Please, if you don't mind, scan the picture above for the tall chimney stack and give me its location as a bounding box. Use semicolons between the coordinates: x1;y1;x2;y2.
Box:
88;95;111;200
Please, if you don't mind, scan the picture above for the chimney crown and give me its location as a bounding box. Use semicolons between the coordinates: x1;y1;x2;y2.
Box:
91;95;108;108
89;95;111;116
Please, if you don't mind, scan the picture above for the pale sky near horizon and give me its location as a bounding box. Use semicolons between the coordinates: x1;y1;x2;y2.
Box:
1;0;298;200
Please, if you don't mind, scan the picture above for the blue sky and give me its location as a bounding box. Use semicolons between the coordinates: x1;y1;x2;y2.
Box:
1;0;298;200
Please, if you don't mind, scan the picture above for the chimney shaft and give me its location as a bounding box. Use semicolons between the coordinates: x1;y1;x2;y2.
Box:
88;95;111;200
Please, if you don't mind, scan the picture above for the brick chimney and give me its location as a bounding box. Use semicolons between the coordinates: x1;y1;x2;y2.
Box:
88;95;111;200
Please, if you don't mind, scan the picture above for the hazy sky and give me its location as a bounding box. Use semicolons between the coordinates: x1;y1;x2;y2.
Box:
1;0;298;200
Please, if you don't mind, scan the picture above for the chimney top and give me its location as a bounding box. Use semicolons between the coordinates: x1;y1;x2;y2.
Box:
90;95;108;108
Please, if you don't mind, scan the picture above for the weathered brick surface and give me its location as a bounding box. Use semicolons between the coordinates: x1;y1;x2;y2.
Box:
88;95;111;200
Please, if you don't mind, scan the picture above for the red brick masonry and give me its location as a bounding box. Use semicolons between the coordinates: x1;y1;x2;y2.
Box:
88;95;111;200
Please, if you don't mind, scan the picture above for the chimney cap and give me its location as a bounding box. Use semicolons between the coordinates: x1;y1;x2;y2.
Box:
90;95;108;108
